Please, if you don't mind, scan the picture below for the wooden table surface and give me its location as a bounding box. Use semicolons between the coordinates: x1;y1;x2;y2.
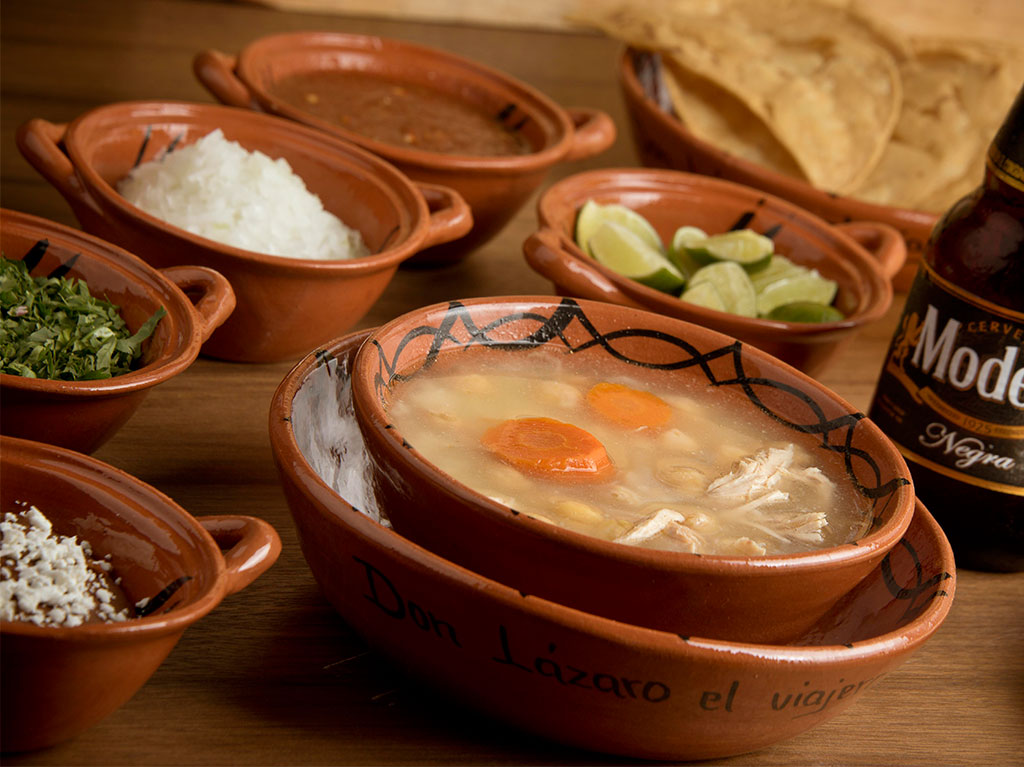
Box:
2;1;1022;765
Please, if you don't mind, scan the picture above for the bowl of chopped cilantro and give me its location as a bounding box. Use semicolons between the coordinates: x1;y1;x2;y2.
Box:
1;209;235;453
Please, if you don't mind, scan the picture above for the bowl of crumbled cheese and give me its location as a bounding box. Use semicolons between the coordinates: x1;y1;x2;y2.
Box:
0;435;282;752
16;101;473;362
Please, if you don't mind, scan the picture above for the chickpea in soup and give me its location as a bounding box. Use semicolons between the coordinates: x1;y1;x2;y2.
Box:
385;353;872;556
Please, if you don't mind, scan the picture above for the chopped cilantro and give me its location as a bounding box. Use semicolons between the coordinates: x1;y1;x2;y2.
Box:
0;256;166;380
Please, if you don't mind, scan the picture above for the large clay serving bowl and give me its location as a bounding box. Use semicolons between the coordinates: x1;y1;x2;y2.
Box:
525;168;904;377
270;328;954;761
349;297;916;643
0;209;234;454
1;435;282;752
194;32;616;265
619;49;934;291
16;100;472;362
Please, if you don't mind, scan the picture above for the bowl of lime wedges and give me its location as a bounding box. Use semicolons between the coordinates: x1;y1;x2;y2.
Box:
524;168;905;376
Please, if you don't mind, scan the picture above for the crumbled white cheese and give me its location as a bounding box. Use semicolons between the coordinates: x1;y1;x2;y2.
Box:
0;506;131;627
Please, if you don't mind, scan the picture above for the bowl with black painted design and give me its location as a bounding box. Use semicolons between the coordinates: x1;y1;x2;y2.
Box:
1;434;281;752
0;209;234;454
193;32;617;265
348;296;917;643
524;167;906;377
269;325;955;761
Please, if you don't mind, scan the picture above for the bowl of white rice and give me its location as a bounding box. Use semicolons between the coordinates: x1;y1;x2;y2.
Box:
17;101;473;362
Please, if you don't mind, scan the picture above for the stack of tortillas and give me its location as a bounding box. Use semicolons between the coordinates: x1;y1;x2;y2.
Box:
578;0;1024;213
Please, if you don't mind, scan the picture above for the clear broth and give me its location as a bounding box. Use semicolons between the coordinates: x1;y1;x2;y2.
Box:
386;352;871;556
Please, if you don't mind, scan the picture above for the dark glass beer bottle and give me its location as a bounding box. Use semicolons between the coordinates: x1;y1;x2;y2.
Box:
868;85;1024;572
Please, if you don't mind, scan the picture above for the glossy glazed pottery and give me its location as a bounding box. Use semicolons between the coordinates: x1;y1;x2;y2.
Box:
16;101;472;362
0;209;234;454
525;168;905;376
270;328;955;761
619;49;933;290
349;297;916;643
0;435;282;752
194;32;616;265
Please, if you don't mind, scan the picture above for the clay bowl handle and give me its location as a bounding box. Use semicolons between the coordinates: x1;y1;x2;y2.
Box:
198;515;282;596
160;265;237;343
833;221;908;281
523;228;646;308
415;182;474;248
16;118;102;217
193;49;255;109
563;107;617;162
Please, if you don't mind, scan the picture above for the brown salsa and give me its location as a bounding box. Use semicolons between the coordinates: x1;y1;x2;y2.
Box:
271;71;532;157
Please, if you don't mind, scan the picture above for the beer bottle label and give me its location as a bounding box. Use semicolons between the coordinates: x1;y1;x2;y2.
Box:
870;263;1024;497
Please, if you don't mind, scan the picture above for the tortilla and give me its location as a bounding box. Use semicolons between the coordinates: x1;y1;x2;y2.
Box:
583;0;903;193
580;0;1024;213
856;37;1024;212
660;58;807;179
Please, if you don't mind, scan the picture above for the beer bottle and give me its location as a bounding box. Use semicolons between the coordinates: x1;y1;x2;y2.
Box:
868;85;1024;572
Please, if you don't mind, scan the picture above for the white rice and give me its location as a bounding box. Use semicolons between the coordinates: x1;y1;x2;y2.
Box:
118;129;369;260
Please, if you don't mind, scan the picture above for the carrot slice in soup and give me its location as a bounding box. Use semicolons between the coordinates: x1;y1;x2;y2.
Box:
586;382;672;430
481;417;614;482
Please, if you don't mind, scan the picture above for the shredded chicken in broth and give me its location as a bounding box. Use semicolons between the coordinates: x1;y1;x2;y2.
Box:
386;354;871;556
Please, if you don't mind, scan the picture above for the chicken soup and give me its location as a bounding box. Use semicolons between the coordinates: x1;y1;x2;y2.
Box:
385;352;872;556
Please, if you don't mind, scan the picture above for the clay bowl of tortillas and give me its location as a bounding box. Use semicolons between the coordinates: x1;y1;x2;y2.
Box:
584;0;1024;290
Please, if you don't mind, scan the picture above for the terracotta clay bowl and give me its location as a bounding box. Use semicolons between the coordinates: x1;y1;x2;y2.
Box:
0;209;234;454
349;297;916;644
1;435;282;752
525;168;905;377
270;328;954;761
194;32;616;265
619;49;935;291
16;100;472;362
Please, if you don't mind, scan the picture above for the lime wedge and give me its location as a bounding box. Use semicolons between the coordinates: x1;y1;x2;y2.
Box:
679;280;726;312
575;200;664;255
670;226;708;253
588;221;686;293
766;301;846;323
668;226;706;280
689;262;757;317
756;271;839;316
686;229;774;272
750;254;806;292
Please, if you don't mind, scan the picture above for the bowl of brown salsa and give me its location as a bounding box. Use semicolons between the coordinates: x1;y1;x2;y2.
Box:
194;32;617;265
